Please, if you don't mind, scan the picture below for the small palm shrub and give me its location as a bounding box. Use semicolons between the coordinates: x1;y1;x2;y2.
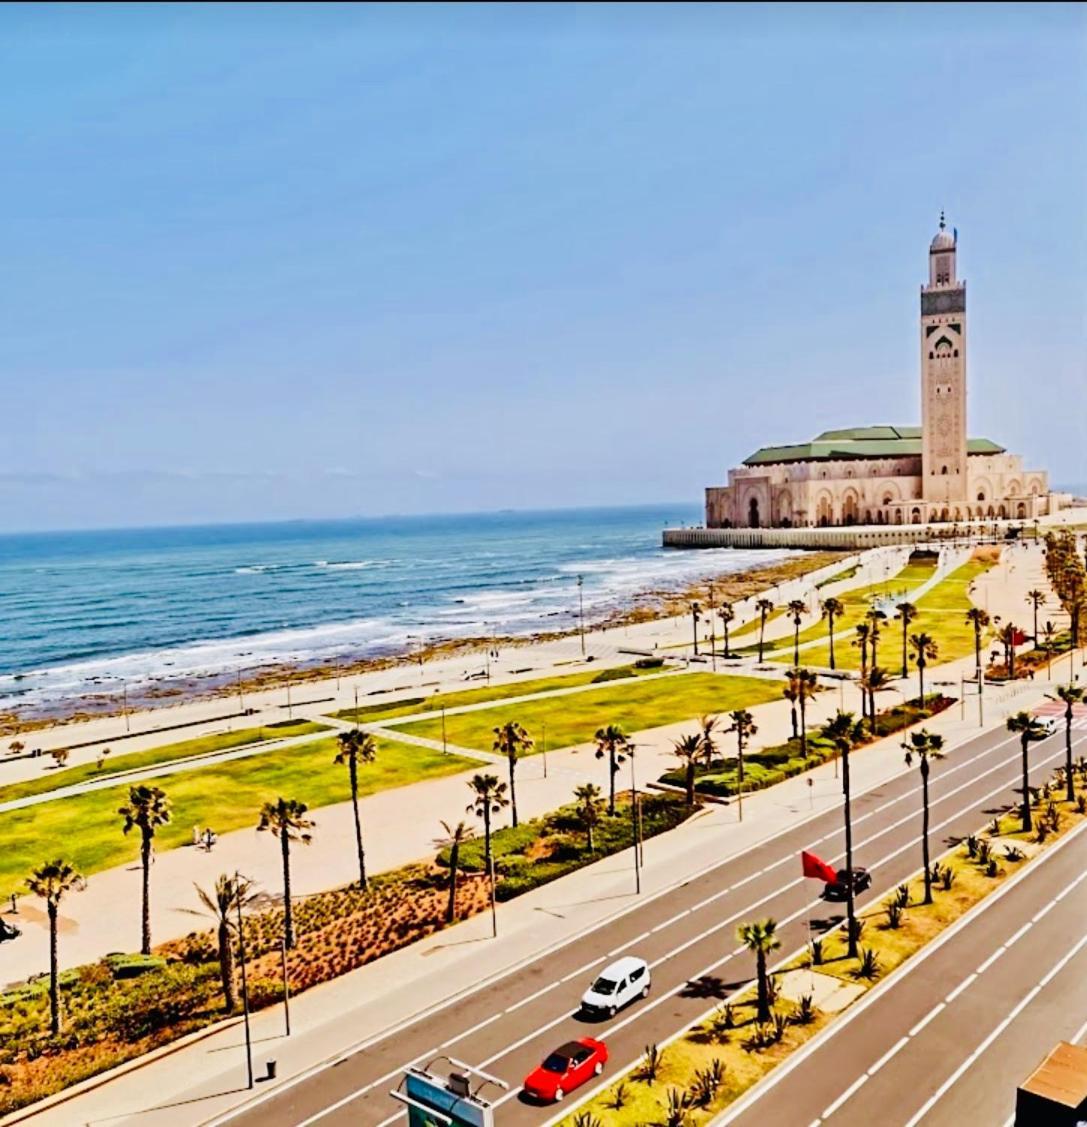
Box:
986;858;1000;877
940;867;956;891
1035;823;1050;844
793;993;816;1025
894;884;910;909
765;973;779;1009
964;834;978;858
989;816;1002;836
772;1011;788;1042
573;1114;603;1127
810;938;824;966
848;917;865;945
638;1043;663;1083
976;840;991;864
854;947;881;980
610;1083;628;1110
664;1087;692;1126
886;902;903;929
1004;845;1025;862
1077;794;1087;815
688;1059;725;1107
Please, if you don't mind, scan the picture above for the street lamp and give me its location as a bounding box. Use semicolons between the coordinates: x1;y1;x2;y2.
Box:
234;870;254;1089
708;583;716;671
576;575;586;657
691;602;701;656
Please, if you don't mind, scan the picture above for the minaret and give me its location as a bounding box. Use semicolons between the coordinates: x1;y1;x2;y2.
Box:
920;212;967;507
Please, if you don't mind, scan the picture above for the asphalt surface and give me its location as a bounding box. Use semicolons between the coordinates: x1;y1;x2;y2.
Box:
718;809;1087;1127
217;722;1086;1127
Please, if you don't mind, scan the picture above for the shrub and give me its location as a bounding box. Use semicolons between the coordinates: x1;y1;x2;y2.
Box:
965;834;978;858
854;947;881;980
793;993;816;1025
638;1043;663;1083
573;1114;603;1127
664;1087;692;1126
940;867;956;892
634;657;665;669
885;902;903;929
976;841;991;864
894;884;910;909
1035;823;1049;844
1078;795;1087;815
986;858;1000;877
1003;845;1025;862
810;938;824;966
591;667;635;684
689;1059;725;1107
772;1011;788;1042
104;954;166;980
989;816;1002;836
611;1082;628;1110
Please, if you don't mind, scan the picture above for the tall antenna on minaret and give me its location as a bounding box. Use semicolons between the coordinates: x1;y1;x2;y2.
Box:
938;210;946;230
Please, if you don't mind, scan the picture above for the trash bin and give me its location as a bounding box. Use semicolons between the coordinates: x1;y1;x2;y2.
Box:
266;1060;277;1081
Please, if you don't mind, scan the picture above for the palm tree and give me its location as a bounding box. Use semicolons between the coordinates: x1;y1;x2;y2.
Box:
965;607;990;683
825;709;859;957
866;609;887;676
822;598;844;670
1005;712;1048;832
118;784;171;955
1042;620;1057;670
699;713;720;765
782;670;800;742
26;859;84;1035
435;819;474;923
466;773;509;874
717;602;735;657
726;709;757;811
492;720;533;828
895;602;918;678
787;599;807;665
736;918;780;1023
1026;589;1046;645
902;729;945;904
795;668;819;755
999;622;1020;678
755;598;775;662
594;723;631;816
574;783;602;852
334;729;377;890
909;632;938;708
1055;685;1084;803
853;623;871;725
671;732;706;806
257;797;314;949
861;665;892;735
194;873;255;1012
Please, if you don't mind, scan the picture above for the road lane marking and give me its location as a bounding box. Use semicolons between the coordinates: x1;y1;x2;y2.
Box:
822;1074;869;1118
909;1003;944;1037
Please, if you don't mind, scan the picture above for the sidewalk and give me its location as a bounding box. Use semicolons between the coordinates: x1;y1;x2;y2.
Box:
5;677;1044;1127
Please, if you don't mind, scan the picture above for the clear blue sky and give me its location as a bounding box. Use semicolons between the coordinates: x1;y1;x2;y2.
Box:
1;3;1084;531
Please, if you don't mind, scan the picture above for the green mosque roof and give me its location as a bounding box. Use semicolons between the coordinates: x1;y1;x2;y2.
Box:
742;425;1005;466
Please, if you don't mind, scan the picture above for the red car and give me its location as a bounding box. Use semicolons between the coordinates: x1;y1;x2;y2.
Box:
522;1037;608;1102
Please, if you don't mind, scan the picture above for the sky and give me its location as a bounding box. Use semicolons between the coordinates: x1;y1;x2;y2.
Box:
1;2;1085;532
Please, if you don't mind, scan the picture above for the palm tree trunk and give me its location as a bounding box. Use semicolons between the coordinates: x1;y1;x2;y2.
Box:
828;614;836;670
756;950;768;1023
1020;736;1032;832
48;901;60;1036
446;842;458;923
141;832;152;956
843;745;857;958
483;806;492;873
723;621;730;657
1033;605;1038;644
1067;707;1076;804
859;642;868;724
918;661;925;708
281;832;295;949
586;820;594;852
349;757;367;890
902;621;909;679
974;625;982;683
758;615;766;663
799;693;807;756
608;751;617;816
793;623;800;666
686;761;695;806
790;703;798;741
508;754;519;828
921;760;932;904
219;920;237;1012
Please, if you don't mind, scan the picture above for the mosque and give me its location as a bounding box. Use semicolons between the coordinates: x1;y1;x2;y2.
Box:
704;217;1055;530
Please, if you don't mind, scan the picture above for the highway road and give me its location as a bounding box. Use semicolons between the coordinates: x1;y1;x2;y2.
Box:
717;811;1087;1127
214;721;1087;1127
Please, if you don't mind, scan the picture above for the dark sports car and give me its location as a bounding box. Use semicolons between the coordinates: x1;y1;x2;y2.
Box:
823;867;871;901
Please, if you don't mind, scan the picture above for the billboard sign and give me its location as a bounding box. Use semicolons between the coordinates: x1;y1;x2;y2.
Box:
400;1068;495;1127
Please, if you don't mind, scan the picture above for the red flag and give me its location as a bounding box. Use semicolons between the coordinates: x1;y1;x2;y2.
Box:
801;851;838;884
1011;628;1028;646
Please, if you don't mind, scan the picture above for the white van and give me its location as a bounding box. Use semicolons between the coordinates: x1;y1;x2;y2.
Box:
580;956;650;1018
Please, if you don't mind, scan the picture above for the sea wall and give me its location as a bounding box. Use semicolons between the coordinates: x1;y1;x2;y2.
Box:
662;522;1021;551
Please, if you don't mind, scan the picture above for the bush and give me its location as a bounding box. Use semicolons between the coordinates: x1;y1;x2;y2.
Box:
634;657;664;669
104;954;167;980
853;948;881;980
591;667;635;684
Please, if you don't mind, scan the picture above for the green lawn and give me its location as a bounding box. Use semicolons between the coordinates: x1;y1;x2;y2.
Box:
0;736;475;897
390;673;782;752
328;663;673;725
778;557;995;671
0;720;329;805
754;559;938;662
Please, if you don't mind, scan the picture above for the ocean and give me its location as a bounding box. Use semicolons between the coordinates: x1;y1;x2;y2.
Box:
0;505;795;715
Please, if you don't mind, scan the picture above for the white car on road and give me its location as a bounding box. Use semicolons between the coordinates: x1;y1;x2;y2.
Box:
580;956;650;1018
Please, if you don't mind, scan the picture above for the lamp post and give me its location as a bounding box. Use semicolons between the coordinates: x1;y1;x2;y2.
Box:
234;870;254;1089
121;679;130;733
708;583;716;671
691;602;701;656
629;749;641;895
577;575;586;657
